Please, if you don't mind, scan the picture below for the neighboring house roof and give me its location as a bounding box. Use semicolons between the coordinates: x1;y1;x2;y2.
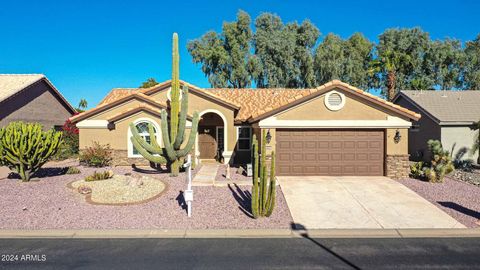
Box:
72;79;420;124
395;90;480;125
0;74;76;113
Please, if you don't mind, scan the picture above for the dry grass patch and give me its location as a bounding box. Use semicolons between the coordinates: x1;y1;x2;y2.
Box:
70;175;166;205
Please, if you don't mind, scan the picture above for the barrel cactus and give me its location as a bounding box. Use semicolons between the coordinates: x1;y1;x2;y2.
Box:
251;130;276;218
129;33;199;176
0;122;63;181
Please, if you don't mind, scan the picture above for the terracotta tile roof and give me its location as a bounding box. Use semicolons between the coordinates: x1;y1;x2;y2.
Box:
206;80;421;121
76;79;420;123
70;92;167;123
206;88;313;121
99;88;140;105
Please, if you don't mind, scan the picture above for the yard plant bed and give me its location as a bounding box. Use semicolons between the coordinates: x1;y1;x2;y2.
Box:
451;168;480;186
0;162;292;229
398;177;480;228
68;175;167;205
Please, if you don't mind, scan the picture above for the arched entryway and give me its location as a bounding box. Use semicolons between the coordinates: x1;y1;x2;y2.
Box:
197;111;226;163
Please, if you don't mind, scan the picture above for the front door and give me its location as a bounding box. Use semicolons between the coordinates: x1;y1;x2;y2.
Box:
198;126;217;159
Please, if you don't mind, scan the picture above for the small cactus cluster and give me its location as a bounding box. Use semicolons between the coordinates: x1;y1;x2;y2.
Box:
251;130;276;218
84;170;114;182
130;33;199;176
0;122;62;182
424;139;454;183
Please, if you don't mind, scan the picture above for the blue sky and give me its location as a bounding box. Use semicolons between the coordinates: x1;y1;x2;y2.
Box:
1;0;479;108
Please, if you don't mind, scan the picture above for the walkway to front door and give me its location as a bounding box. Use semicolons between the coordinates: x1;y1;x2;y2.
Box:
192;162;219;186
279;176;465;229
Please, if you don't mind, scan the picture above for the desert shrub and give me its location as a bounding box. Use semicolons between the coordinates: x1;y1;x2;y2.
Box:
85;170;114;181
66;167;81;174
410;161;425;179
53;118;79;160
423;140;454;183
79;142;112;167
452;146;474;172
0;122;62;182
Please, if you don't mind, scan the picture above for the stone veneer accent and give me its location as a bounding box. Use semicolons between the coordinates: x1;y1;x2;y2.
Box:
112;150;151;166
385;154;410;179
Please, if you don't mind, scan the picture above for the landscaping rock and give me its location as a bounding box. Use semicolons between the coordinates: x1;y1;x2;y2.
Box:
451;169;480;186
78;185;92;194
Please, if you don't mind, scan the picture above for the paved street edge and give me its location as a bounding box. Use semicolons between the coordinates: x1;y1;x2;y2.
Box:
0;228;480;238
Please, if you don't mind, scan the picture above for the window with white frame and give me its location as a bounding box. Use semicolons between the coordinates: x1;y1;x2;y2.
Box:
132;121;157;156
237;126;251;151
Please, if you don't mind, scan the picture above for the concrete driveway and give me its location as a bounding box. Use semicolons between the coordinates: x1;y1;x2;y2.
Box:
279;176;465;229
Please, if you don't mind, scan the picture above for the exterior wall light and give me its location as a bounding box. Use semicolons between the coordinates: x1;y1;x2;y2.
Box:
266;130;272;144
394;129;402;144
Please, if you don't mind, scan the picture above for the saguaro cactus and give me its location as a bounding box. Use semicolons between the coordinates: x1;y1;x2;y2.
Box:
251;130;276;218
130;33;199;176
0;122;63;181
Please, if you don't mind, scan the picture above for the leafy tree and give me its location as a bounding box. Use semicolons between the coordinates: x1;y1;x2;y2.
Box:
425;39;465;89
253;13;320;88
464;34;480;89
314;34;344;84
314;33;372;89
139;78;159;88
188;10;256;88
372;28;432;100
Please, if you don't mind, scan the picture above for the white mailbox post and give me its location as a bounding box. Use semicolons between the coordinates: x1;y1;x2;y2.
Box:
183;154;193;217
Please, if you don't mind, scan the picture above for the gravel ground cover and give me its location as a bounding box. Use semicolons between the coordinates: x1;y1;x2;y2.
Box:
69;175;166;205
398;177;480;228
0;162;292;229
215;165;251;183
451;168;480;186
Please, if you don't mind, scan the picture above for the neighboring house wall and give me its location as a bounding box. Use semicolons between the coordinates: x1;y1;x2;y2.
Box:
441;126;479;161
394;96;441;161
0;80;72;129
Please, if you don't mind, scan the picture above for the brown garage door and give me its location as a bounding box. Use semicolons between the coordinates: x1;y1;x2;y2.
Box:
276;129;384;176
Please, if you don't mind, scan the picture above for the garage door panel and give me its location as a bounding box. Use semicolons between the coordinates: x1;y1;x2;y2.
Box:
276;129;384;176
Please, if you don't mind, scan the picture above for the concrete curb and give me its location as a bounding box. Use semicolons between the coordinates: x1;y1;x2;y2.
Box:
1;228;480;239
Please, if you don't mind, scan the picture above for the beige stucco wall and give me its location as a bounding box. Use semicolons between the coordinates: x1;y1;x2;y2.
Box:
386;128;409;155
151;90;236;152
276;90;390;121
80;111;161;150
441;126;479;161
79;89;235;157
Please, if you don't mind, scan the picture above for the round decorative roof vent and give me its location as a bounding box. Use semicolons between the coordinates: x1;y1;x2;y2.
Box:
324;91;345;111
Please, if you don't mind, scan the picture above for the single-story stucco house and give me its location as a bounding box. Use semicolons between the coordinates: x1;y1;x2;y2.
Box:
70;79;420;179
0;74;76;129
394;90;480;163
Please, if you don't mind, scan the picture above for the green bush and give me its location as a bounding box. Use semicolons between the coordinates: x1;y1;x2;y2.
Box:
0;122;62;181
79;142;112;167
66;167;81;174
424;140;454;183
410;161;425;179
53;118;79;160
85;170;114;181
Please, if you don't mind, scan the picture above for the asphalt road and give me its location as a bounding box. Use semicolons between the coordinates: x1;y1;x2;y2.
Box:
0;237;479;269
